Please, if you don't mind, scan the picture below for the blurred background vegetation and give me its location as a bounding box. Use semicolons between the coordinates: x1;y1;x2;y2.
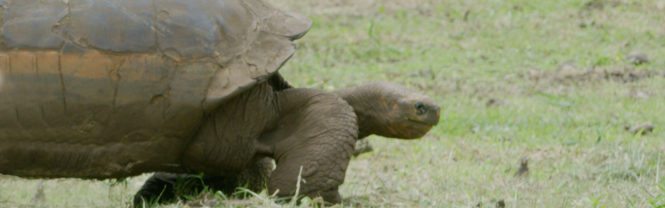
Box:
2;0;665;207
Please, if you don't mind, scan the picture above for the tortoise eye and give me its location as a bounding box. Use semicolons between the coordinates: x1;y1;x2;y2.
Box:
415;102;427;115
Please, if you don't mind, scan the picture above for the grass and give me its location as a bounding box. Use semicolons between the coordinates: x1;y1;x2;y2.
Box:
2;0;665;207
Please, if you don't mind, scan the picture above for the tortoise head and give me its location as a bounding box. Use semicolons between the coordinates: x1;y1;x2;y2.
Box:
335;82;440;139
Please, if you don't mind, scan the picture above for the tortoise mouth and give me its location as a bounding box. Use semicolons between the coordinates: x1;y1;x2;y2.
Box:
407;115;439;126
396;119;435;139
408;119;435;126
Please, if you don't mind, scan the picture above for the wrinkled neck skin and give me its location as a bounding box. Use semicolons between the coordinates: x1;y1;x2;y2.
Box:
334;86;385;139
182;79;355;174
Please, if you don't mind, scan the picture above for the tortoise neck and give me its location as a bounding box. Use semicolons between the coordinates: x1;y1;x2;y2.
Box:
334;86;382;140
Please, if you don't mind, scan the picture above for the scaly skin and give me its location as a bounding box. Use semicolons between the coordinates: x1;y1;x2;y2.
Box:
134;81;440;206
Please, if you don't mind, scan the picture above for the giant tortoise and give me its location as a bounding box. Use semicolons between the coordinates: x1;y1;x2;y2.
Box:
0;0;440;204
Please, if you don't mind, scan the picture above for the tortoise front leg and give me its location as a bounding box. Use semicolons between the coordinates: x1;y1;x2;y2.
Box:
264;89;358;203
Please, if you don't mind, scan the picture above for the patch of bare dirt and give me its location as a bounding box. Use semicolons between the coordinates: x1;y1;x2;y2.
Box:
626;122;654;135
581;0;622;11
625;52;650;65
523;64;663;84
485;98;506;107
627;89;651;99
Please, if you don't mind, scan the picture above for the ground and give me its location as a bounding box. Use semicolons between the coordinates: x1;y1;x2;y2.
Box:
2;0;665;207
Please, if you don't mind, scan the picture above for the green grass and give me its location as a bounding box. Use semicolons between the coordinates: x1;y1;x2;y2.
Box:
2;0;665;207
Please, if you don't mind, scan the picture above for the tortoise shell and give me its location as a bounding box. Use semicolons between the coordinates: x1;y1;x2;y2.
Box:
0;0;310;171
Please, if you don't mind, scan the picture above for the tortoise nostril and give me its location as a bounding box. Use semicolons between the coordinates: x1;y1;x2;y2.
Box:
415;102;427;115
